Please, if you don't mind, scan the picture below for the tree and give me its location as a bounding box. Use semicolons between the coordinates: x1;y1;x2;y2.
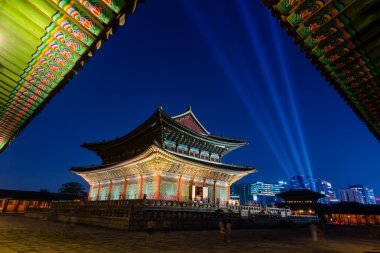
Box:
59;182;87;197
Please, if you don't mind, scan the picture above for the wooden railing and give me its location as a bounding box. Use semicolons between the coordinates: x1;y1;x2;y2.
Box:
228;205;292;216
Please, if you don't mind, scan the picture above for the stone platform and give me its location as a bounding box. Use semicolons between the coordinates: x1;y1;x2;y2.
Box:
25;200;317;231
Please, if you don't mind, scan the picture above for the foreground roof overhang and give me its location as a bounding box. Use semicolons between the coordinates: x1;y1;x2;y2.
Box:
262;0;380;141
0;0;144;152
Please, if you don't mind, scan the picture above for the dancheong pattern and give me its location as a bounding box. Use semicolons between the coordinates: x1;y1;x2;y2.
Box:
0;0;140;151
263;0;380;141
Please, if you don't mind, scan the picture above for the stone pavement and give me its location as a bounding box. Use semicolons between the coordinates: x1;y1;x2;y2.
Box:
0;216;379;253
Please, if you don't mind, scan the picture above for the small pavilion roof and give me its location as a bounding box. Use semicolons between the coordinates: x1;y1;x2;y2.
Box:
0;0;144;152
262;0;380;141
276;189;326;202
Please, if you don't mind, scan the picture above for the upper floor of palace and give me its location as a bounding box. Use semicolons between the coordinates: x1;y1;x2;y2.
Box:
81;106;248;164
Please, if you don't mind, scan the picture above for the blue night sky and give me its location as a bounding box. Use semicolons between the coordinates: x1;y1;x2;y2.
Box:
0;1;379;195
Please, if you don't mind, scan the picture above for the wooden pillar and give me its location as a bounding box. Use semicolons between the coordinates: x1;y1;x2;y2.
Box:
187;146;191;156
208;152;212;161
122;178;128;199
138;175;143;199
96;181;101;201
198;149;202;158
177;175;182;201
2;200;9;213
175;142;179;153
190;177;195;201
202;178;207;201
213;180;217;204
218;154;222;163
227;184;230;201
154;173;161;200
88;183;93;201
108;180;113;200
15;200;20;213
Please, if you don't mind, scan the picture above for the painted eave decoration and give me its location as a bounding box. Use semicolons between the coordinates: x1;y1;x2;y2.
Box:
0;0;143;152
262;0;380;141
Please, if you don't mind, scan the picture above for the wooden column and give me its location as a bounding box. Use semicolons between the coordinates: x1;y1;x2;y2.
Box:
14;200;20;213
2;200;9;213
227;184;230;201
218;154;222;163
88;184;93;201
213;180;217;204
198;149;202;158
177;175;182;201
209;152;212;161
96;181;101;201
175;142;179;153
122;178;128;199
108;180;113;200
138;175;143;199
154;173;161;200
190;177;195;201
202;178;207;201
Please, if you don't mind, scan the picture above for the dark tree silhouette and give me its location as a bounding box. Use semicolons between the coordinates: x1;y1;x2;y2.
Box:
59;182;86;197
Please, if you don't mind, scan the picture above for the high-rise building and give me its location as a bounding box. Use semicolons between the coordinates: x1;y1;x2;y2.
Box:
307;177;317;192
230;183;251;204
339;188;364;204
290;175;335;204
348;185;376;205
230;181;288;205
314;178;335;203
290;175;309;190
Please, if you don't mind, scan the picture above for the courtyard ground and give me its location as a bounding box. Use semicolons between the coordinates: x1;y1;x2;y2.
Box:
0;216;379;253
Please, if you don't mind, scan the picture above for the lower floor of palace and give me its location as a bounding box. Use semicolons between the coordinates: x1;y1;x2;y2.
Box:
88;173;230;204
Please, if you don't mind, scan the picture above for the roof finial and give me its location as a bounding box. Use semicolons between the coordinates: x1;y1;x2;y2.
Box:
187;105;192;111
158;105;163;111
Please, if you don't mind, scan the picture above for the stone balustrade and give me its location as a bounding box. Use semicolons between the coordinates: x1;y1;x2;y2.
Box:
26;200;317;231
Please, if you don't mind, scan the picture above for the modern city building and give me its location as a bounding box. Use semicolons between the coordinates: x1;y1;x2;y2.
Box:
230;183;251;204
339;188;365;204
314;178;335;204
306;177;317;192
71;107;256;204
290;175;309;190
290;175;335;203
348;185;376;205
230;181;288;205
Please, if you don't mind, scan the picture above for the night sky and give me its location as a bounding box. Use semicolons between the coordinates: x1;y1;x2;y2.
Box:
0;1;379;196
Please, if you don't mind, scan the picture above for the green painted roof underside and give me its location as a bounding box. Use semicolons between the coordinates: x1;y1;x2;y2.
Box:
0;0;141;152
262;0;380;141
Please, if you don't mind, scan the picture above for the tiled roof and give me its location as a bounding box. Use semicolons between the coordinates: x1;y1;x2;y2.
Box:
263;0;380;141
0;0;144;152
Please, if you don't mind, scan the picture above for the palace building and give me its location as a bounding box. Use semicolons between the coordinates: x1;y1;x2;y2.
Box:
71;107;256;204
